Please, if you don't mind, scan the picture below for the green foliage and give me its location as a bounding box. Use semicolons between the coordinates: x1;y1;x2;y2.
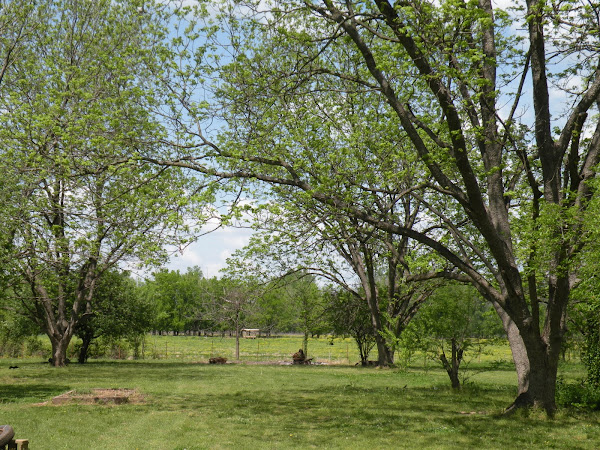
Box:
164;0;600;409
569;239;600;385
326;287;376;364
556;378;600;411
405;284;503;348
0;333;44;358
0;289;43;357
141;267;207;334
252;287;298;334
75;270;153;362
582;305;600;387
569;297;600;387
80;335;144;361
401;283;503;386
263;272;328;355
0;0;207;366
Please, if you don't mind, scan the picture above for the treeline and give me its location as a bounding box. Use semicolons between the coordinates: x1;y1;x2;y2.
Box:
1;256;597;392
1;266;502;367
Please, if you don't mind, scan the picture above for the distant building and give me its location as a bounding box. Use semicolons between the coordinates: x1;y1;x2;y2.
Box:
241;328;260;339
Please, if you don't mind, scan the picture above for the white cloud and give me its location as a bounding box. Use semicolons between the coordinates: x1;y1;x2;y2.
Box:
166;225;253;278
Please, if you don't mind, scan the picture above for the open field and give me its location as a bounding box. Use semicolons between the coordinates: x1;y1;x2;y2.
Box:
142;334;373;364
28;333;517;366
0;337;598;449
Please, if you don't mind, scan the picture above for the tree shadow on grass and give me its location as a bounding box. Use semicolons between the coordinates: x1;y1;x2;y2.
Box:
152;383;552;447
0;384;70;403
164;382;599;448
156;380;512;420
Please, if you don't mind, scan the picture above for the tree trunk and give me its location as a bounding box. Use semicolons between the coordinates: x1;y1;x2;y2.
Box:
505;329;559;415
439;338;462;389
78;330;93;364
494;305;530;395
493;301;560;414
356;336;371;365
303;330;308;356
49;334;72;367
235;319;240;361
374;334;394;366
363;284;394;366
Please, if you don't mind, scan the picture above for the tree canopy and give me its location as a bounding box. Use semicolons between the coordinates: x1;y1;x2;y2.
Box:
148;0;600;414
1;0;599;415
0;0;209;366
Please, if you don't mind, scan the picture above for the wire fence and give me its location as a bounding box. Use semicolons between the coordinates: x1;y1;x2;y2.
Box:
141;334;361;364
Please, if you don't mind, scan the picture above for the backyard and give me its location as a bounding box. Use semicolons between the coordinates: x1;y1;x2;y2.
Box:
0;336;598;449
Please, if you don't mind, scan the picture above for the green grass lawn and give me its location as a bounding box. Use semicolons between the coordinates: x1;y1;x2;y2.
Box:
0;337;598;449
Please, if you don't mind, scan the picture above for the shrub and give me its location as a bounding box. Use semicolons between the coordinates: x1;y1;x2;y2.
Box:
556;378;600;410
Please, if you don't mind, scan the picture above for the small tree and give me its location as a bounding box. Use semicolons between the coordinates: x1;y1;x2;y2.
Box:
75;270;153;363
203;277;258;360
282;273;327;358
326;288;376;365
406;284;503;389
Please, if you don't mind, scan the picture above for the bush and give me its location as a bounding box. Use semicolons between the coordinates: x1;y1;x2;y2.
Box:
582;311;600;386
24;336;45;356
0;332;24;357
556;378;600;410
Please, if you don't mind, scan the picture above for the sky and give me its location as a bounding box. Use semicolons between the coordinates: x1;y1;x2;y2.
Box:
165;222;254;278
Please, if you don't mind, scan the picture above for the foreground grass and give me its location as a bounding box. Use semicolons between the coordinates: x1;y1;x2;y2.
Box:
0;356;598;449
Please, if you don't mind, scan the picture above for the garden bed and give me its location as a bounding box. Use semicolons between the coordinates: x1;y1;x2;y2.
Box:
50;388;144;405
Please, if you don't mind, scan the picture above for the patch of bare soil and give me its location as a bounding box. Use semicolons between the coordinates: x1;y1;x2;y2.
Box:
43;388;145;406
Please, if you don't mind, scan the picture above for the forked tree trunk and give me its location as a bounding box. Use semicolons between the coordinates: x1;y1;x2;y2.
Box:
440;338;463;389
363;291;394;366
356;334;374;365
49;334;72;367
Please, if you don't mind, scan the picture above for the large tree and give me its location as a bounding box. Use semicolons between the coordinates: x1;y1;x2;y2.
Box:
0;0;205;366
140;0;600;412
227;194;440;366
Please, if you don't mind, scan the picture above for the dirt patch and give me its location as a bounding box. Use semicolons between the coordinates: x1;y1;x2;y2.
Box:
46;388;145;406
